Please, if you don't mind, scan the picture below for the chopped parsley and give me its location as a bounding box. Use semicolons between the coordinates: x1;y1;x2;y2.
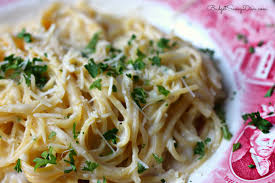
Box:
268;112;274;115
137;162;147;174
48;131;56;139
236;33;248;43
248;164;256;168
14;159;22;173
112;84;117;92
157;85;170;97
133;75;139;83
161;179;166;183
131;88;148;108
264;85;275;97
150;56;161;66
103;128;118;144
233;142;241;152
157;38;170;51
242;112;273;133
90;79;102;90
85;57;126;78
152;153;163;164
136;49;146;59
82;32;100;56
17;28;32;43
249;46;255;54
82;161;99;172
84;59;101;78
64;148;77;173
257;41;264;47
97;177;107;183
128;34;136;46
107;56;126;76
0;55;48;88
193;138;211;159
215;104;232;140
33;147;57;171
131;49;146;70
199;48;215;59
132;58;146;70
73;122;80;142
126;73;132;78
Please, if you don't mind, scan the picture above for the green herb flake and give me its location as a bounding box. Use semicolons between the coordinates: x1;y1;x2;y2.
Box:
48;131;56;139
82;161;99;172
233;142;241;152
103;128;118;144
112;84;117;92
136;49;146;59
64;148;77;173
90;79;102;90
149;40;153;46
221;125;232;140
257;41;264;47
137;162;148;174
157;38;170;50
161;179;166;183
204;137;211;144
157;85;170;97
17;28;32;43
133;75;139;83
199;48;215;59
248;164;256;168
236;33;248;43
33;147;57;171
150;56;161;66
131;88;148;108
152;153;163;164
0;55;48;88
132;58;145;70
84;59;99;78
73;122;80;141
14;159;22;173
268;112;274;115
126;73;132;78
194;138;211;159
128;34;136;46
194;141;205;159
242;111;273;133
83;32;100;55
214;105;232;140
249;46;255;54
264;85;275;97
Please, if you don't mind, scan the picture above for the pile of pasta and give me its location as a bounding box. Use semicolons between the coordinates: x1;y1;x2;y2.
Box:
0;2;224;183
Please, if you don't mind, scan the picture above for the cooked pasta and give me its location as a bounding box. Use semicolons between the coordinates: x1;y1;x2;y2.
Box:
0;2;224;183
